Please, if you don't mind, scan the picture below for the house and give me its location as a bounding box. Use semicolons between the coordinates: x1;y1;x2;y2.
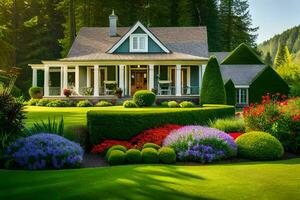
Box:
29;11;208;101
212;43;289;106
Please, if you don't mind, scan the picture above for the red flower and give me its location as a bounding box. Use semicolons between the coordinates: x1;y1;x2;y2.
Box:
228;132;243;140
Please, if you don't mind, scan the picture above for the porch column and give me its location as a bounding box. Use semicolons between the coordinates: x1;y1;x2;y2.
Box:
32;68;37;87
119;65;125;96
199;65;202;93
149;64;154;90
44;65;49;96
75;65;80;94
175;64;182;96
61;65;68;96
94;65;99;96
124;65;128;96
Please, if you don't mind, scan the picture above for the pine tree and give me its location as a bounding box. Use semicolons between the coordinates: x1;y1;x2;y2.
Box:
274;43;287;68
264;52;273;66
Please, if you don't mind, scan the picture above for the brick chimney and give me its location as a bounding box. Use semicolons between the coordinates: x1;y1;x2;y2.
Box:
109;10;118;37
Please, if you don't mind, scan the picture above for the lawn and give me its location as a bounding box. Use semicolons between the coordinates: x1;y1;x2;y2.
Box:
1;158;300;200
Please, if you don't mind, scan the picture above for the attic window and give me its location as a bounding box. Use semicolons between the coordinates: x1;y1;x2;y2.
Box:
130;34;148;52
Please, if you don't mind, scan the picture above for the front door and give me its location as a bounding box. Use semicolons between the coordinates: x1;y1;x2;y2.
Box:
131;70;147;95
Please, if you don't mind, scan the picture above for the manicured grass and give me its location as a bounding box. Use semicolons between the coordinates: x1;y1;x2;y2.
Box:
1;158;300;200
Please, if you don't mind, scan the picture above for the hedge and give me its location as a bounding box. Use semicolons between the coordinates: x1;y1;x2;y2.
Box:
224;79;236;105
249;66;290;103
221;43;264;65
200;56;226;105
87;105;235;145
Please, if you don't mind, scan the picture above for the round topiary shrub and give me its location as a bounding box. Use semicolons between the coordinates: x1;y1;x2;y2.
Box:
161;101;169;107
96;100;113;107
236;131;284;160
123;100;138;108
77;100;93;107
29;86;43;99
158;147;176;164
179;101;195;108
107;150;126;165
4;133;83;170
133;90;156;107
106;145;127;160
141;148;159;163
168;101;179;108
143;143;161;150
125;149;142;164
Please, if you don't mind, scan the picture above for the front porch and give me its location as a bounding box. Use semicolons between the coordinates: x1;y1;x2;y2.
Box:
30;61;206;98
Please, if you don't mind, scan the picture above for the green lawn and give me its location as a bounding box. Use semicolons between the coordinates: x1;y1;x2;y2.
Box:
1;158;300;200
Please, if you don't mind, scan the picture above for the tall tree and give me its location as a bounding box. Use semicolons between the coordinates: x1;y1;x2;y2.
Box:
219;0;258;51
274;43;286;68
264;52;273;66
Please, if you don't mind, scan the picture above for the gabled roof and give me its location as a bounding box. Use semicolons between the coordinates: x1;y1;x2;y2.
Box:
220;64;267;86
65;25;208;61
107;21;170;53
221;43;264;65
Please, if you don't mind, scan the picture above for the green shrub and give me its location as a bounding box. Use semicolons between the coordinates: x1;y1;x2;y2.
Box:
236;131;284;160
161;101;169;107
106;145;127;160
210;117;245;133
168;101;179;108
290;83;300;97
107;150;126;165
125;149;142;164
143;143;161;150
158;147;176;164
29;86;43;99
77;100;93;107
221;43;264;65
200;56;226;105
26;117;64;136
36;99;51;106
224;79;236;105
179;101;195;108
141;148;159;163
87;105;235;144
133;90;156;107
123;100;138;108
96;100;113;107
46;100;69;107
27;98;39;106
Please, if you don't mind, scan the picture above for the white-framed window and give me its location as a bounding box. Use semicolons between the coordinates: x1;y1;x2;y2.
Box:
236;88;248;105
130;34;148;52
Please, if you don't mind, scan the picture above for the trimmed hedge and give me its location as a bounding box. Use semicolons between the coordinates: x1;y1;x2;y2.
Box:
221;43;264;65
158;147;176;164
200;56;226;105
143;143;160;150
141;148;159;163
224;79;236;106
133;90;156;107
87;105;235;144
249;66;290;103
107;150;126;165
29;86;43;99
125;149;142;164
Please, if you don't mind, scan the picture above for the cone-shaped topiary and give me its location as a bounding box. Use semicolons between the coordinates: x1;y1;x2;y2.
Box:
221;43;264;65
200;56;226;105
224;79;236;105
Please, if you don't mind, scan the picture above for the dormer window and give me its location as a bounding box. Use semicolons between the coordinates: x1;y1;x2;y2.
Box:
130;34;148;52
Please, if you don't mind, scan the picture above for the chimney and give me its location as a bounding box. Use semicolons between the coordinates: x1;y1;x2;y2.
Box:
109;10;118;37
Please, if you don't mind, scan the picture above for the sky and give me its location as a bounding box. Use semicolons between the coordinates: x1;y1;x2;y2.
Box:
248;0;300;44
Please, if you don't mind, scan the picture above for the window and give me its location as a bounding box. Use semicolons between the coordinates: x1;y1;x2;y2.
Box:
130;34;148;52
236;88;248;105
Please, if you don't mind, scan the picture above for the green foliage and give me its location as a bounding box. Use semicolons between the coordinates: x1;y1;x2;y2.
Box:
29;87;43;99
290;83;300;97
168;101;179;108
106;145;127;160
123;100;138;108
133;90;156;107
179;101;195;108
161;101;169;107
264;52;273;66
107;150;126;165
210;117;245;133
236;131;284;160
96;100;113;107
224;79;236;105
158;147;176;164
143;143;161;150
64;125;90;150
26;98;39;106
46;100;69;107
26;117;64;136
87;106;235;144
125;149;142;164
77;100;93;107
274;44;288;69
249;67;290;103
201;56;226;105
141;148;159;163
36;99;51;106
222;43;264;65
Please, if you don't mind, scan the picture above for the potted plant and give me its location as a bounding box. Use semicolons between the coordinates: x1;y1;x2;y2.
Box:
114;88;123;98
63;88;72;97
